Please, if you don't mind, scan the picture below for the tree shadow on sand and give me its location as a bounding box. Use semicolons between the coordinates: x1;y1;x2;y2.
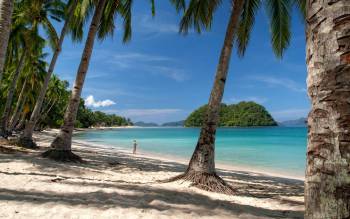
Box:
0;133;304;218
0;183;303;218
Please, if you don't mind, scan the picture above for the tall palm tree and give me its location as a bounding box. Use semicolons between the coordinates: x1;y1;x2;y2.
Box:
0;0;14;83
18;0;80;148
304;0;350;218
0;0;63;137
167;0;305;194
42;0;139;161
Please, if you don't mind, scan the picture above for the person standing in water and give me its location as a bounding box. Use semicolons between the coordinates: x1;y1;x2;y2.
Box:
133;140;137;154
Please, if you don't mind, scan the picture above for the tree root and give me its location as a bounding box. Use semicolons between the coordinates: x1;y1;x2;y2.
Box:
42;149;82;163
16;137;38;149
161;170;235;195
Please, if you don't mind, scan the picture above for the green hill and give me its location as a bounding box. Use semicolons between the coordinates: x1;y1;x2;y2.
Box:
185;101;277;127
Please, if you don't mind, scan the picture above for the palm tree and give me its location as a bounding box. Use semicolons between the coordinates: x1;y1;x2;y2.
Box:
18;0;80;148
304;0;350;218
167;0;305;194
0;0;14;83
0;48;26;137
0;0;63;137
9;78;28;132
42;0;138;161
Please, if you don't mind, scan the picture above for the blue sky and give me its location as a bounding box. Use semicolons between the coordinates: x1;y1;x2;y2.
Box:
52;1;309;124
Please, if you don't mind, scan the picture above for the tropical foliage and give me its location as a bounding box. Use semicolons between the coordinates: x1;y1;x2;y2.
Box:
185;102;277;127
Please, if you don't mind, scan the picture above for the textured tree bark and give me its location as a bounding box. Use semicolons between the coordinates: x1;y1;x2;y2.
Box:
9;78;27;132
19;0;78;147
43;0;108;162
0;51;25;137
0;0;14;82
169;0;244;194
305;0;350;218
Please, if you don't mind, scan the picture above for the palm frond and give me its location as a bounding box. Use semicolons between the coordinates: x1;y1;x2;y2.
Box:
68;0;94;42
179;0;222;34
42;17;60;50
236;0;261;57
150;0;155;16
119;0;133;43
265;0;292;58
169;0;186;12
97;0;118;40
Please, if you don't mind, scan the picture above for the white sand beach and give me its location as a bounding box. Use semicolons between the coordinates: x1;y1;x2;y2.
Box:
0;130;304;219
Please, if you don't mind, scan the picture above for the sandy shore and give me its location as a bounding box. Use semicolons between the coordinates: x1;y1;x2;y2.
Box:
0;130;304;218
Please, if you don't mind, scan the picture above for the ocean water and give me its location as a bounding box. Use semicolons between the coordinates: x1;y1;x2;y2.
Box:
74;127;307;178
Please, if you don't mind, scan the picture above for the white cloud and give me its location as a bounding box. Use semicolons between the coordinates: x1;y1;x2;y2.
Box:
107;51;188;82
113;52;172;63
85;95;116;108
150;66;187;82
227;96;268;104
137;14;178;34
111;109;182;117
251;76;306;92
271;108;310;121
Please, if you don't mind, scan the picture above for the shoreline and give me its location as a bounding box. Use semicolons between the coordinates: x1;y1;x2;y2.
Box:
76;138;305;181
0;130;305;218
70;128;305;181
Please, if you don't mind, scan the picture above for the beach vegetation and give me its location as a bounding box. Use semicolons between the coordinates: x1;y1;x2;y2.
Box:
18;0;82;149
185;102;277;127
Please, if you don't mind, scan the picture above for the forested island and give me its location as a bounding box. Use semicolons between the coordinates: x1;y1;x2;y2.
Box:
185;102;277;127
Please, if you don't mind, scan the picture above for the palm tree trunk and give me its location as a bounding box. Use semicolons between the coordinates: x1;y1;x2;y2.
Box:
16;109;27;131
0;51;25;137
43;0;108;161
9;78;27;132
0;0;14;83
10;95;26;132
304;0;350;218
168;0;244;194
19;0;78;147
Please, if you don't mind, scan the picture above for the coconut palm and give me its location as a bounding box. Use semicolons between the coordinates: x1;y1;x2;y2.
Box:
0;0;63;137
167;0;305;194
304;0;350;218
18;0;80;148
0;0;14;83
9;48;48;130
0;26;46;137
42;0;153;161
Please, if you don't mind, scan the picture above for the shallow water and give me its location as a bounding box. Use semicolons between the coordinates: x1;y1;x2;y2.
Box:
74;127;307;178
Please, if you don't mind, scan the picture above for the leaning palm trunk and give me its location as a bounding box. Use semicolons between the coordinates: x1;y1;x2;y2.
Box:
36;97;59;129
18;1;78;148
0;51;25;137
15;109;27;131
304;0;350;218
9;95;26;132
0;0;14;82
167;0;244;194
43;0;108;162
9;78;27;132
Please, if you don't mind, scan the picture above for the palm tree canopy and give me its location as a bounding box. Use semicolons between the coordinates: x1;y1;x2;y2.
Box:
69;0;157;44
175;0;306;58
12;0;65;50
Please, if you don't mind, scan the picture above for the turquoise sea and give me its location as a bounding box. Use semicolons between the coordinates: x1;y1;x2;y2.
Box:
74;127;307;178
